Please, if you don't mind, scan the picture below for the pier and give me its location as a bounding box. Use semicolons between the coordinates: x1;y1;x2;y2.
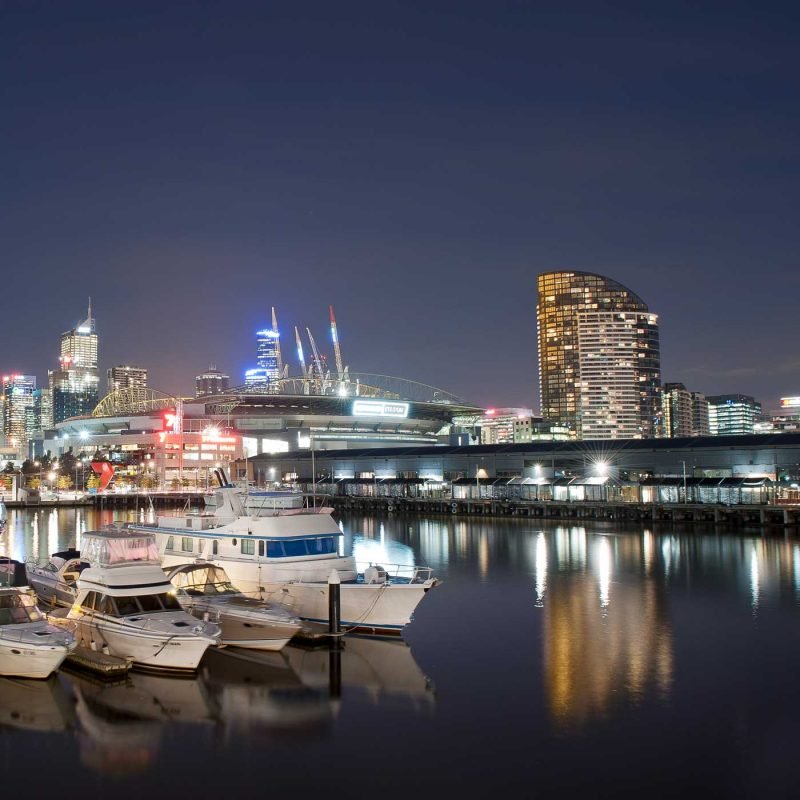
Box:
327;495;800;528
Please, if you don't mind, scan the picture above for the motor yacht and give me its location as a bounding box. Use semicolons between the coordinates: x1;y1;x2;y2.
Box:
27;549;88;608
166;563;302;651
130;471;439;636
0;587;76;678
66;530;221;672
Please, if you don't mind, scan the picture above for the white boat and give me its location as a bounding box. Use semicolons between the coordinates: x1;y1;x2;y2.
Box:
0;587;76;679
166;563;302;651
67;530;221;672
27;548;88;608
130;483;439;636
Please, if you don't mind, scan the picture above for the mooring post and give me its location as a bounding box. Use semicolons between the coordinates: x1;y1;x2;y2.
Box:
328;569;341;635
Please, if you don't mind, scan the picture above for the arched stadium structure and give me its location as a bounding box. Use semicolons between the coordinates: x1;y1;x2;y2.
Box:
44;377;483;482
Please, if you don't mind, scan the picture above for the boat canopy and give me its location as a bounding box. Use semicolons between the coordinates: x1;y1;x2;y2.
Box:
168;564;238;595
81;531;160;568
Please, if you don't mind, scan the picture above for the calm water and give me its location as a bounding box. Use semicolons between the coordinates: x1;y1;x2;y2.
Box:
2;507;800;798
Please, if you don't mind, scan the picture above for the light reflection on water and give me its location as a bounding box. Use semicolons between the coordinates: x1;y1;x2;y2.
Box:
1;509;800;795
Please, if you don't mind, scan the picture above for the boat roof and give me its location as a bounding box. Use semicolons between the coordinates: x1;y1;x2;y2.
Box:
80;530;160;568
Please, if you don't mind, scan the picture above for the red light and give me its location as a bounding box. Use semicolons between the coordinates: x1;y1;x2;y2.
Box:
486;408;496;416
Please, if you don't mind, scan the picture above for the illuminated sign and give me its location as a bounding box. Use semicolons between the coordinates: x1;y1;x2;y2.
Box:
781;397;800;408
352;400;409;418
202;435;238;445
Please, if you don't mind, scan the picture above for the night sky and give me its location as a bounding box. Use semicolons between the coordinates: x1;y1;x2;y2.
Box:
2;1;799;410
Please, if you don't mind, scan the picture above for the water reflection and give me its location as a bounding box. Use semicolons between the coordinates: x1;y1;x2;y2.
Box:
542;531;674;729
0;676;75;732
0;634;434;776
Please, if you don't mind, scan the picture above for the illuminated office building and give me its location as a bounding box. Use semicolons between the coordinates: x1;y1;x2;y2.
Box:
537;271;662;439
2;374;36;447
256;328;281;383
107;365;148;394
50;301;100;423
195;366;230;398
707;394;761;436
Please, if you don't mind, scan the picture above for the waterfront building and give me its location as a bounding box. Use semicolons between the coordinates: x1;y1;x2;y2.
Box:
2;374;36;447
50;301;100;424
240;432;800;493
537;271;662;440
707;394;762;436
107;365;148;394
195;366;230;398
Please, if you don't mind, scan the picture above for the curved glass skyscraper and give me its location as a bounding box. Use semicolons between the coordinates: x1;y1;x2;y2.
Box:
537;271;662;440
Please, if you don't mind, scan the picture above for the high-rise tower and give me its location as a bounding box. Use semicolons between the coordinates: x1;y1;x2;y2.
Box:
537;271;662;440
246;307;283;390
50;300;100;423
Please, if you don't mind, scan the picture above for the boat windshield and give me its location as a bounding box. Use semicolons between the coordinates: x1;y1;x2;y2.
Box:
108;593;184;616
81;534;160;567
171;566;238;596
0;592;45;625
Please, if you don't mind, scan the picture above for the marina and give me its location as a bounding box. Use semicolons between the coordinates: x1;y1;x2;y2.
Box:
0;507;799;794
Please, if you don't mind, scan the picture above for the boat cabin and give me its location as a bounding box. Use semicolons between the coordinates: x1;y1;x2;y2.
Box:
80;532;161;568
0;589;45;625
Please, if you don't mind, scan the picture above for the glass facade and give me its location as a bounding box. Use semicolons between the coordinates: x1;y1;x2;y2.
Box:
2;374;36;447
707;394;761;435
537;271;662;439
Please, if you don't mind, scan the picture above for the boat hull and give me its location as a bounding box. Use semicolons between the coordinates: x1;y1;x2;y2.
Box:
70;616;214;672
0;639;71;679
208;613;300;651
243;576;433;635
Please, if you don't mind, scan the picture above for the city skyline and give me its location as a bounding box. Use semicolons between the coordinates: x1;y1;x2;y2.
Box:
3;2;800;409
0;281;796;415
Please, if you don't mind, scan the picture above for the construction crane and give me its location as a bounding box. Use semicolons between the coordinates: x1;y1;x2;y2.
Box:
329;305;344;380
294;326;309;394
306;327;329;394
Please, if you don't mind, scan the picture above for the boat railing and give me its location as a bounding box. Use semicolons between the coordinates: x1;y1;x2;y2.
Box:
362;563;435;584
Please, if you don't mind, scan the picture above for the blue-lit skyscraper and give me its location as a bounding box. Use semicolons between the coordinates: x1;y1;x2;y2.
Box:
245;307;283;390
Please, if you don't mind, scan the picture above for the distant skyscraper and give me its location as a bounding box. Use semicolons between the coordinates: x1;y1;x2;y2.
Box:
707;394;761;436
663;383;693;438
537;271;662;440
107;365;148;394
250;307;283;391
33;387;53;432
2;374;36;447
690;392;710;437
50;300;100;423
196;366;230;398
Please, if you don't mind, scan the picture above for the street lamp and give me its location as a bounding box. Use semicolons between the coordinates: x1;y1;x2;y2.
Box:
680;460;688;504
